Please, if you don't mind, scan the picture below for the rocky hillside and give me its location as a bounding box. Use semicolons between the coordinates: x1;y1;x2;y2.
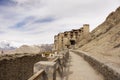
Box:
14;44;53;54
80;6;120;55
14;45;42;54
79;7;120;69
0;44;53;54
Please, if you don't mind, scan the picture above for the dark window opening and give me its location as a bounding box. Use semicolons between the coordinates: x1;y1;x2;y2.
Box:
70;40;76;45
75;32;78;38
70;35;73;38
75;32;78;35
64;34;67;37
79;29;81;32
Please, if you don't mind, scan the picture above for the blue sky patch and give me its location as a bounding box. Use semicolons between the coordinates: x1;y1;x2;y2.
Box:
10;20;27;29
34;17;55;23
10;16;35;29
14;21;27;28
0;0;16;6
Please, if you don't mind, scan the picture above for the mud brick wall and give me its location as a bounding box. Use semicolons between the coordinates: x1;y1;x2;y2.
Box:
0;53;47;80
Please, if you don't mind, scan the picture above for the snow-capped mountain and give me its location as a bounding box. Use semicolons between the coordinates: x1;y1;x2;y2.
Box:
0;40;22;50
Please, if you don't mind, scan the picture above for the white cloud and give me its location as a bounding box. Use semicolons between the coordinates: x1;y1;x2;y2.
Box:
0;0;119;45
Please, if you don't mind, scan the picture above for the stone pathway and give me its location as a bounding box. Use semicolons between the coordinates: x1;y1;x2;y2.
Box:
62;51;104;80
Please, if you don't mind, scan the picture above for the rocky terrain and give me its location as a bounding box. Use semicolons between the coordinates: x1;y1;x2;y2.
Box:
79;7;120;73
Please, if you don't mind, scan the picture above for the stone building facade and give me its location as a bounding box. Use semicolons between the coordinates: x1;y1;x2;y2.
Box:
53;24;91;52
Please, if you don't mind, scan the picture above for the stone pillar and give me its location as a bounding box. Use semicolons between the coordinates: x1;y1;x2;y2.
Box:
36;61;57;80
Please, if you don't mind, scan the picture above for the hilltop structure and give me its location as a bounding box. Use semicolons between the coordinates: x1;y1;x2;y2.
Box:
54;7;120;53
53;24;91;51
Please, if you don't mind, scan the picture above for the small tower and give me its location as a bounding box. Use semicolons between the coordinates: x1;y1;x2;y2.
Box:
83;24;90;39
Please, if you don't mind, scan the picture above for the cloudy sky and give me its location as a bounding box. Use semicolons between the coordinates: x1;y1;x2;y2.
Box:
0;0;120;46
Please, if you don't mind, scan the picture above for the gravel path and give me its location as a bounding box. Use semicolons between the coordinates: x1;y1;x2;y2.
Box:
62;51;104;80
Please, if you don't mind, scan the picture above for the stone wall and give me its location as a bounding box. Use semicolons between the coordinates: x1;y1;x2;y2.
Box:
71;50;120;80
0;53;47;80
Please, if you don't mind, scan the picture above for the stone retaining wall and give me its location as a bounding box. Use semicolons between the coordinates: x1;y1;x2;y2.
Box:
71;50;120;80
0;53;47;80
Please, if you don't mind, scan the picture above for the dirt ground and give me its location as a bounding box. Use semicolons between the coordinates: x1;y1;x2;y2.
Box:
62;52;104;80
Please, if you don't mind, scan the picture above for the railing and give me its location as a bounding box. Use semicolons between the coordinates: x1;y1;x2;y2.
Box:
28;50;69;80
28;69;48;80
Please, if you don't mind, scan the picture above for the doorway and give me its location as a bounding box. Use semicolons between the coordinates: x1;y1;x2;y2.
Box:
70;40;76;45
